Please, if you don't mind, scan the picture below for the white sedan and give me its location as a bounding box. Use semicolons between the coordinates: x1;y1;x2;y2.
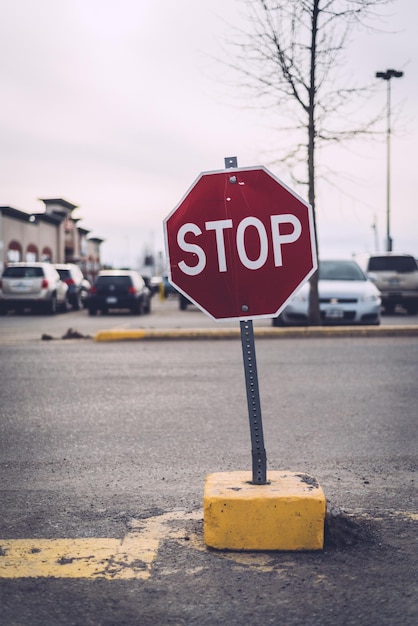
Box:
273;259;382;326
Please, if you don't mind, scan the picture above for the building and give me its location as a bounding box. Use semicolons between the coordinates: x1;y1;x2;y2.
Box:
0;198;103;282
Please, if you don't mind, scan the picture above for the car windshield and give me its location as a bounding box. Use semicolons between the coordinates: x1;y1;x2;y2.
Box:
96;276;132;288
3;266;44;278
368;256;418;273
319;261;365;281
56;269;70;280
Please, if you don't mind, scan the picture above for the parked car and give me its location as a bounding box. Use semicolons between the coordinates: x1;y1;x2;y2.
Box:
354;252;418;314
179;293;192;310
272;259;381;326
162;275;178;297
0;262;69;314
149;275;163;295
148;275;179;297
55;263;91;310
87;270;151;315
141;275;152;292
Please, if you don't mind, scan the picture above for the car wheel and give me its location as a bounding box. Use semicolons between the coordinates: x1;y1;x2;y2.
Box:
59;295;70;313
272;316;285;327
132;300;144;315
46;294;57;315
88;307;97;316
73;292;82;311
179;295;188;311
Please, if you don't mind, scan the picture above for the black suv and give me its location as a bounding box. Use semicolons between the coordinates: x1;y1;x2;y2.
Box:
87;270;151;315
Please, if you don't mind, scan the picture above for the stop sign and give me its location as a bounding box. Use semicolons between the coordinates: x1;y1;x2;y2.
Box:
164;166;317;321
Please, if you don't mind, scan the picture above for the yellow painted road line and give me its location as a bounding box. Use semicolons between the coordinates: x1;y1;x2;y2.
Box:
0;531;159;580
0;510;201;580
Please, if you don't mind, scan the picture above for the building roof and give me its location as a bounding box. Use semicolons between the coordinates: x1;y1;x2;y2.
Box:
0;206;31;222
39;198;78;211
88;236;105;243
0;206;63;224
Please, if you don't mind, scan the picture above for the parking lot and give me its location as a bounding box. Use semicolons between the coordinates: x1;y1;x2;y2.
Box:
0;297;417;625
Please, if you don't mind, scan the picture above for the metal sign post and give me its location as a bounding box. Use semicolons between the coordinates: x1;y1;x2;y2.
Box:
239;319;267;484
224;157;267;485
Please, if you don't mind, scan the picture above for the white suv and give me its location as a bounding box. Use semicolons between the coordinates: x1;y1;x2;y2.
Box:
355;253;418;314
0;262;69;314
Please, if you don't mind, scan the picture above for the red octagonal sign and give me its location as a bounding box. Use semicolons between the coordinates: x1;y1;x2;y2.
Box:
164;166;317;321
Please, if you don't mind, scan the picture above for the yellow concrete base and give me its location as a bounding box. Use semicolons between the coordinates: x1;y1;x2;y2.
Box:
204;471;326;551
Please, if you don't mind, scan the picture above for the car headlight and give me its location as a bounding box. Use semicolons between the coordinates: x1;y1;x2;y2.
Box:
291;292;308;303
361;294;381;303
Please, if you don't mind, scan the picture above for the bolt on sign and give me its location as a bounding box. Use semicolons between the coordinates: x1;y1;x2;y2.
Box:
164;166;317;321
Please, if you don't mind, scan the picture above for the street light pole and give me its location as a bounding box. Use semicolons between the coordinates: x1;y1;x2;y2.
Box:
376;69;403;252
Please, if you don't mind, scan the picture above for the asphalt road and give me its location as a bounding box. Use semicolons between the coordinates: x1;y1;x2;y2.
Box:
0;299;417;625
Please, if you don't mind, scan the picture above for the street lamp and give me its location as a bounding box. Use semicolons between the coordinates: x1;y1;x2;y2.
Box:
376;69;403;252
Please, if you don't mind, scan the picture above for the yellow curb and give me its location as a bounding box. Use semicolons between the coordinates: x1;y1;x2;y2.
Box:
256;324;418;338
203;471;326;551
94;325;418;341
94;329;148;342
94;328;242;341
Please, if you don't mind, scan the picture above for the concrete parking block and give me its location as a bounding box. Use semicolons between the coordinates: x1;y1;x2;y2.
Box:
204;471;326;551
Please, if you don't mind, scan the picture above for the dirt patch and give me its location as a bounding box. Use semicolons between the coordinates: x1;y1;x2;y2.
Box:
41;328;92;341
324;502;379;548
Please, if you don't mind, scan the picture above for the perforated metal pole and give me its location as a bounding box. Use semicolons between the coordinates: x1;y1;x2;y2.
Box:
224;156;267;485
240;319;267;484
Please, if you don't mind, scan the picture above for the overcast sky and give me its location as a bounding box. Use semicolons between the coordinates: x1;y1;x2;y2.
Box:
0;0;416;268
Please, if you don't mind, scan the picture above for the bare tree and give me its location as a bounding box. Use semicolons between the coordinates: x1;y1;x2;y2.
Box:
226;0;392;324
